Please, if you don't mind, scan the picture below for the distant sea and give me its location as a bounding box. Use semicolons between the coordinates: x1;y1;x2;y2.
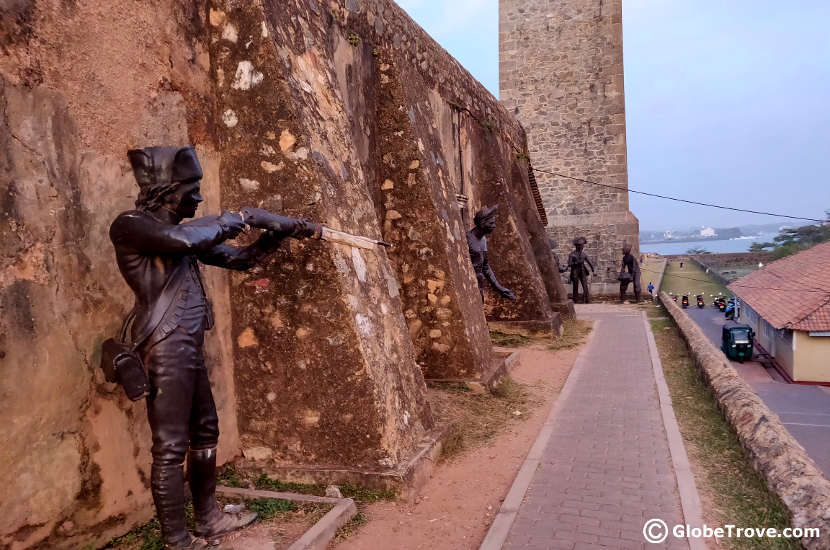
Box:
640;233;777;255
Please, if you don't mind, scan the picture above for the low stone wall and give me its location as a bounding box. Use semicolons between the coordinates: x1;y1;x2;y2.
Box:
687;256;731;287
660;291;830;550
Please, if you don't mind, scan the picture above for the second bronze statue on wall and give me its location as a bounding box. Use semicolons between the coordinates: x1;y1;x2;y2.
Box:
467;205;516;303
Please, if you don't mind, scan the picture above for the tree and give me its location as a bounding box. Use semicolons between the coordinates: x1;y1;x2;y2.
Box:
756;210;830;259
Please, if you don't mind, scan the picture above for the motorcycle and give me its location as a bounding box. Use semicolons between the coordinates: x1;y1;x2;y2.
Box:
725;299;736;320
696;295;705;308
681;295;689;309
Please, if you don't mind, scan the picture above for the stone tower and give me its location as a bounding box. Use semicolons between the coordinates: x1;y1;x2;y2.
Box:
499;0;639;295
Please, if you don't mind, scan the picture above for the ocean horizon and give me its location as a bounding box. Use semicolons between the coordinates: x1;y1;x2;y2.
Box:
640;233;777;255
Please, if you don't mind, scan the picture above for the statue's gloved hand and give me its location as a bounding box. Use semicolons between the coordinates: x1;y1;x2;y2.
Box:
240;207;280;230
290;218;319;239
218;211;246;239
500;288;517;301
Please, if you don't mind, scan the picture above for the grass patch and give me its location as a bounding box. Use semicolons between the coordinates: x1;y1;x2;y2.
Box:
429;376;540;461
548;317;592;351
251;473;395;503
650;316;798;550
217;462;247;488
660;257;731;300
335;511;368;540
252;474;324;496
244;497;297;520
489;330;530;347
105;519;163;550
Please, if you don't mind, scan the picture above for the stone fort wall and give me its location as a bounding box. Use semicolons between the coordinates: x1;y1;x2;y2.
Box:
499;0;640;294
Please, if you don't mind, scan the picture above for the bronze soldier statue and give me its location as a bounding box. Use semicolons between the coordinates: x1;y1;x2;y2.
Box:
619;241;642;302
565;236;594;303
466;205;516;302
109;146;314;549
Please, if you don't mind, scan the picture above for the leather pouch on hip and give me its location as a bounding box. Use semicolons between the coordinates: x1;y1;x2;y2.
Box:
100;309;151;401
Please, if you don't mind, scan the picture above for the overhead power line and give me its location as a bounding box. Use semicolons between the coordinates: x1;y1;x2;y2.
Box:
530;167;826;223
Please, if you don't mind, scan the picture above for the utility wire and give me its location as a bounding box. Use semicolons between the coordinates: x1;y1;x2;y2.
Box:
530;167;825;223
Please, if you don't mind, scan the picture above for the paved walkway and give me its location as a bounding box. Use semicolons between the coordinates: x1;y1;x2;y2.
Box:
501;305;691;550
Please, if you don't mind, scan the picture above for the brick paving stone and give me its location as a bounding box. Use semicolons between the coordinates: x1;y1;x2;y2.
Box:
503;306;690;550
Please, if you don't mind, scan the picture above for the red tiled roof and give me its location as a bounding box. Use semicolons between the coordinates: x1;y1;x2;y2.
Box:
728;241;830;331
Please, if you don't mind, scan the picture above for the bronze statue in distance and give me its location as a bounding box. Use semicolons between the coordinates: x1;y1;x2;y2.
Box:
466;205;516;302
109;146;314;550
619;241;642;302
564;236;594;304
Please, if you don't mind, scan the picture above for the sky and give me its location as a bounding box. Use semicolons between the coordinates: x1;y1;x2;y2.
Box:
394;0;830;231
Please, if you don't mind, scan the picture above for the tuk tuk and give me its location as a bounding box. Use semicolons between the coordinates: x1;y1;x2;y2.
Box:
721;323;754;362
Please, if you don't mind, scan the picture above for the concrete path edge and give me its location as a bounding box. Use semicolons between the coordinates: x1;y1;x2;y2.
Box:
642;312;708;550
478;321;601;550
216;486;357;550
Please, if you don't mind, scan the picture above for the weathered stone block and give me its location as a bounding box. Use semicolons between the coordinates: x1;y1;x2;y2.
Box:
210;1;433;474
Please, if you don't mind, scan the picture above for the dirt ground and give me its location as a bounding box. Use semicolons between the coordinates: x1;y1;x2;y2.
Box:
332;342;585;550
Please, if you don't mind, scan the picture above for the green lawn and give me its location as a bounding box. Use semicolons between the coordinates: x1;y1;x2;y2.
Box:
660;257;731;300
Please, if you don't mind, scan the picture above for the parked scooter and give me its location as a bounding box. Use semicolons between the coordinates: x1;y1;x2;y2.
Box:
724;299;736;320
681;295;689;309
696;295;705;308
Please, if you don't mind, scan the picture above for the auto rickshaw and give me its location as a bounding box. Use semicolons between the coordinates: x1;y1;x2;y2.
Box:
681;295;689;308
721;322;754;362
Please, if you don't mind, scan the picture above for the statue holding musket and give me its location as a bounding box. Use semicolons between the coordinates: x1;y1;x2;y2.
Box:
466;205;516;302
564;236;594;304
109;146;315;549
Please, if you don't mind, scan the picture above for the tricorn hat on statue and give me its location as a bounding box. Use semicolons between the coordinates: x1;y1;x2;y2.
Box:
474;204;499;226
128;145;203;210
573;236;587;246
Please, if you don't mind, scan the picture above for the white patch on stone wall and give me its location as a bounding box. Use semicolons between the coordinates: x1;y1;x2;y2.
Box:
231;61;264;90
403;410;410;426
260;143;276;156
355;314;372;338
378;456;395;468
351;248;367;282
445;222;455;243
266;392;277;402
385;270;400;298
238;178;260;192
222;109;238;127
222;23;238;43
261;161;283;173
332;252;351;277
261;21;269;37
286;147;309;161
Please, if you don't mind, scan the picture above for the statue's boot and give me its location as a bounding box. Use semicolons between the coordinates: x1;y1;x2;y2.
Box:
151;463;192;549
190;448;257;540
